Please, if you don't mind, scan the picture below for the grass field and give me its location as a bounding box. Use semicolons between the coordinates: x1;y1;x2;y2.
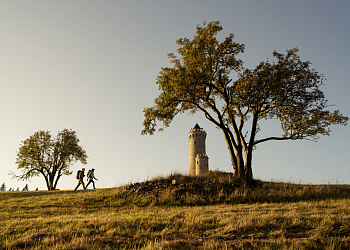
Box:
1;171;350;249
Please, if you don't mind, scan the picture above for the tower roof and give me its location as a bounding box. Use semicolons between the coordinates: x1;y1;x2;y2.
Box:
189;123;206;135
193;123;201;129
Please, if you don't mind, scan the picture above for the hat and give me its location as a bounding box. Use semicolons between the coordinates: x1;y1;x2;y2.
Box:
92;168;95;171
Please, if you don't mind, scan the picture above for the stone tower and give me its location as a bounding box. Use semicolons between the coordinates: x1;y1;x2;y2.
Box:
188;123;209;176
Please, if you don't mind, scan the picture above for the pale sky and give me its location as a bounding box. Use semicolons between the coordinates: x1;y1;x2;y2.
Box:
0;1;349;191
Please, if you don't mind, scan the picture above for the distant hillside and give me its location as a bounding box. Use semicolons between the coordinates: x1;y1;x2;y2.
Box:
1;171;350;249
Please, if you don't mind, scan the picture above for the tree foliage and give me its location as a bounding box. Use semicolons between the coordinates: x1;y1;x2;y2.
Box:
11;129;87;190
142;21;348;183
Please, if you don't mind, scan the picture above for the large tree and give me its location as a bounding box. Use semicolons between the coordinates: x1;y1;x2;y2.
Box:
142;21;348;184
11;129;87;190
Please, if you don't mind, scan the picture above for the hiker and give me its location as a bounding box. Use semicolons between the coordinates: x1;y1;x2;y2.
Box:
86;168;98;189
74;168;86;191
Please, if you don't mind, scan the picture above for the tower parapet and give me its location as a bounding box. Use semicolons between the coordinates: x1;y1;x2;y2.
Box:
188;123;209;176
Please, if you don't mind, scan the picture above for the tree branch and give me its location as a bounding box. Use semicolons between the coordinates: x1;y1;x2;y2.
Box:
8;167;44;181
253;136;296;146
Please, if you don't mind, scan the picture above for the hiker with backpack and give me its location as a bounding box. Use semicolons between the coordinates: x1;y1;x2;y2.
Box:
86;168;98;189
74;168;86;191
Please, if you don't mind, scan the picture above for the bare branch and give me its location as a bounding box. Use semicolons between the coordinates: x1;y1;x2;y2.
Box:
253;136;296;146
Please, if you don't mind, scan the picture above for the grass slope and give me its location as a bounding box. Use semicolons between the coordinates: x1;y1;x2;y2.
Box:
1;171;350;249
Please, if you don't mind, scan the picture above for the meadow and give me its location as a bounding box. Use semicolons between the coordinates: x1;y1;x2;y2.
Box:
1;171;350;249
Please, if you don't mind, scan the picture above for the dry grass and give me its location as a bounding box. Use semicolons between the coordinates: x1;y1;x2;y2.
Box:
1;171;350;249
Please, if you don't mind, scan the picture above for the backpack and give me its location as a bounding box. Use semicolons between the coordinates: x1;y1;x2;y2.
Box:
87;170;92;179
76;170;82;180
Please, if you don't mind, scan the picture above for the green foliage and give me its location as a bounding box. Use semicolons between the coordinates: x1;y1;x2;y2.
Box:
237;48;348;141
11;129;88;191
142;21;348;182
142;21;245;135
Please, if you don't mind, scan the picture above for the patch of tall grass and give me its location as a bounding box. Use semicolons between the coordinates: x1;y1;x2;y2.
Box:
125;171;350;207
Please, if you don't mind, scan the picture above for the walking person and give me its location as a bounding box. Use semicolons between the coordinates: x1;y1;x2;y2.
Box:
86;168;98;189
74;168;86;191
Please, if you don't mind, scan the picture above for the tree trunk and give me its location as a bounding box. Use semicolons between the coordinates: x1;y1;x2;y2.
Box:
49;173;54;190
222;130;238;175
244;144;254;181
43;174;52;191
227;144;254;185
236;145;246;180
220;121;255;185
53;174;61;190
225;138;249;183
241;111;259;185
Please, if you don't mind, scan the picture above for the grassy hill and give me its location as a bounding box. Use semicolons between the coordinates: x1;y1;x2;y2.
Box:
1;171;350;249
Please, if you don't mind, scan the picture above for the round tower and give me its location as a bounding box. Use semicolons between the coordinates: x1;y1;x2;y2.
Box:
196;153;209;176
188;123;208;176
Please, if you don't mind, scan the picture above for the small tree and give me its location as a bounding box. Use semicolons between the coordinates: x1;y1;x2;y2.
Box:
8;188;13;191
142;21;348;184
22;184;29;191
10;128;88;190
0;182;6;192
16;187;19;191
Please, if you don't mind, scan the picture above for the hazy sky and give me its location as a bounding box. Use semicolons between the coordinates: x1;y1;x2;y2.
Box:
1;1;349;191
